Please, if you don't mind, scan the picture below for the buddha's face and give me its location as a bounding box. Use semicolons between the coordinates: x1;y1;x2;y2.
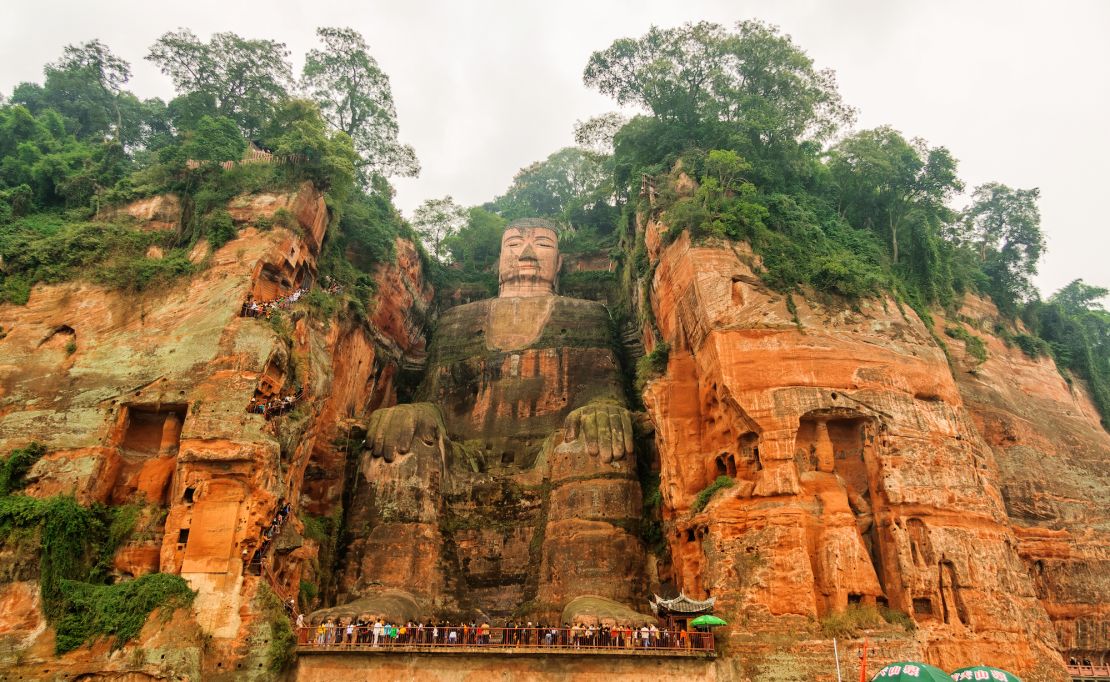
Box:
498;226;561;297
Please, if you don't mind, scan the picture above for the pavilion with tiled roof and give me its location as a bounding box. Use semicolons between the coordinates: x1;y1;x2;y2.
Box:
649;593;716;630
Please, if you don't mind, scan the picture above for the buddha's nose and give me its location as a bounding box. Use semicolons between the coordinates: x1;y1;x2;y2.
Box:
519;244;538;261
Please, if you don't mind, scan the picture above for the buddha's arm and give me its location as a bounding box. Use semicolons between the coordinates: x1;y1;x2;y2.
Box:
562;401;635;463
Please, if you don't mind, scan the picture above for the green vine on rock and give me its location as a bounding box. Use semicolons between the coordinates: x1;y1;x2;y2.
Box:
0;446;195;653
691;475;734;514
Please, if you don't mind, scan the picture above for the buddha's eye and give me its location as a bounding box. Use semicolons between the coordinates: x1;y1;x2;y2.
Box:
535;239;554;248
506;239;523;247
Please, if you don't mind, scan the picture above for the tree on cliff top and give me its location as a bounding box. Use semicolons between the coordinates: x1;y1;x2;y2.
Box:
302;27;420;181
960;182;1045;316
412;195;467;261
42;40;131;143
147;30;293;137
584;21;854;149
493;147;613;229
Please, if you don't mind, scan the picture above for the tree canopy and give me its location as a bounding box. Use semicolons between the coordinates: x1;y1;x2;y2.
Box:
584;20;854;151
960;182;1044;315
147;30;293;137
302;27;419;180
412;196;467;261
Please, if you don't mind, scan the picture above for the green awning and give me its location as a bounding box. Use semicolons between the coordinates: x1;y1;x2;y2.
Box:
950;665;1023;682
689;614;727;627
870;661;951;681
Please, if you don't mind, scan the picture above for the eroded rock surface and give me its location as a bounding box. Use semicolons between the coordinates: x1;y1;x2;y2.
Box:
0;183;429;679
0;191;1104;682
638;225;1084;679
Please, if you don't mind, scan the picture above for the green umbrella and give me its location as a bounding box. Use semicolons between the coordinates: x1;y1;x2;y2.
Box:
950;665;1023;681
689;615;728;627
870;661;951;681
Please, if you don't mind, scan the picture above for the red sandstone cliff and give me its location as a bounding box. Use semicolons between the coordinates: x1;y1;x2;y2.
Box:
0;179;1104;682
637;218;1091;680
0;183;430;680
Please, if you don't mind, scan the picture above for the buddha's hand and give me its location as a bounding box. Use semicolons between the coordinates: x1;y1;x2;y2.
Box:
365;403;445;463
563;402;635;463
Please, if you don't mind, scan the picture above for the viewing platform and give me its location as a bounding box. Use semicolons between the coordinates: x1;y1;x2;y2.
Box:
1070;663;1110;681
295;626;716;659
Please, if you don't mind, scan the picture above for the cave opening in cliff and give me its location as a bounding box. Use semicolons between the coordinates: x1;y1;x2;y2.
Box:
738;432;761;474
118;403;187;456
913;597;935;619
715;453;738;478
938;560;969;626
38;324;76;351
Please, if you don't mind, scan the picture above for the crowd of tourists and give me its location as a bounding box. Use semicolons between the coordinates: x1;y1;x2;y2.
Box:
247;387;304;418
296;619;709;651
241;288;308;319
240;277;344;320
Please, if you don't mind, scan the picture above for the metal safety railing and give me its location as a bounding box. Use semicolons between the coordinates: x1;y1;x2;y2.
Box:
296;625;714;655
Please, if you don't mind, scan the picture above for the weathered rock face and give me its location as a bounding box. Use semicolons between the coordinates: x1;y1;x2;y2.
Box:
639;226;1074;679
937;297;1110;666
0;183;429;679
1;178;1104;682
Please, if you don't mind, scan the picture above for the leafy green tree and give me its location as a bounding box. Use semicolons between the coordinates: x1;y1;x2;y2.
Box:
1051;279;1108;314
573;113;628;155
147;30;292;137
494;147;613;229
183;115;245;163
39;40;132;142
262;100;358;199
960;183;1044;314
584;20;853;146
412;196;467;261
829;126;962;268
301;27;419;180
444;207;506;271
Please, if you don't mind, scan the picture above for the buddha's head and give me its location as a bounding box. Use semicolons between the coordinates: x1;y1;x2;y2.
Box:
498;219;562;297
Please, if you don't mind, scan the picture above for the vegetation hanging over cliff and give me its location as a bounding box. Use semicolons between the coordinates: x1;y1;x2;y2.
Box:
0;27;418;317
0;445;195;653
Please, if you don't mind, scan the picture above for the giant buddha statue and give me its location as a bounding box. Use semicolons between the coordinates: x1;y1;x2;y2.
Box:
337;218;647;622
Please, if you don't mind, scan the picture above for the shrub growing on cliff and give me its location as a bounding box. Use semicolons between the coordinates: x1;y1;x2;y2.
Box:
944;325;988;364
0;442;46;496
634;342;670;393
819;604;887;638
53;573;195;653
257;583;297;672
203;208;236;248
0;467;195;653
691;475;734;513
0;217;194;302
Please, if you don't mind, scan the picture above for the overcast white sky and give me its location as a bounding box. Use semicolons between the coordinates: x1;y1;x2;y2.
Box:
2;0;1107;296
